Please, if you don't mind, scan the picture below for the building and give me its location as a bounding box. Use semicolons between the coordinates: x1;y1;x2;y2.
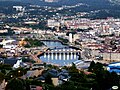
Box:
47;19;60;28
0;29;8;34
0;39;16;46
13;60;27;69
73;34;79;42
100;52;120;62
44;0;58;2
13;6;25;12
107;62;120;74
69;33;73;43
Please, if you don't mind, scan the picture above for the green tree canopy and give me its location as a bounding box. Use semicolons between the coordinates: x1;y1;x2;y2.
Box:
5;78;26;90
0;72;4;84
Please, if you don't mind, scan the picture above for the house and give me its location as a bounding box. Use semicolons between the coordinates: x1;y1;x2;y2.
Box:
35;69;70;86
13;59;27;69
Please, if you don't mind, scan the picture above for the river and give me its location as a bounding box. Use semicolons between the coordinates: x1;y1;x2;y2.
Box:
39;41;81;66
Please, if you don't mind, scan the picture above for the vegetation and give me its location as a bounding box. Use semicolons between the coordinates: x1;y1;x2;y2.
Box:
22;57;35;63
88;61;120;90
58;37;69;44
0;45;3;48
5;78;26;90
54;62;120;90
24;38;44;48
0;61;118;90
0;64;12;70
0;72;4;83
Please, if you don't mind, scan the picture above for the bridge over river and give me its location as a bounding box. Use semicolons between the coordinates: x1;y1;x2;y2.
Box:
43;48;81;60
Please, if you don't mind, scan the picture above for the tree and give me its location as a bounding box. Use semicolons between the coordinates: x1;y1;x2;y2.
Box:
6;67;27;79
92;62;104;73
88;61;95;72
110;72;119;86
0;72;4;84
0;45;3;48
0;64;12;70
5;78;26;90
45;74;52;85
69;63;79;73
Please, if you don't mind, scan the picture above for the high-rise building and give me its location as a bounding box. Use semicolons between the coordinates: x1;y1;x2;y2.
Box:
69;33;73;43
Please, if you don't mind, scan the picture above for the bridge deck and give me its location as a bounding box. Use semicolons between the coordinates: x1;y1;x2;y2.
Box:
45;50;81;53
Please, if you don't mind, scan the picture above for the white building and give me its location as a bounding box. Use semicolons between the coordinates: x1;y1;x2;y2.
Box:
47;19;60;28
13;60;27;69
13;6;25;12
0;39;16;46
45;0;58;2
69;33;73;43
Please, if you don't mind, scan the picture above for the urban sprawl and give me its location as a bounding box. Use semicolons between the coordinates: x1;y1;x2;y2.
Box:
0;4;120;90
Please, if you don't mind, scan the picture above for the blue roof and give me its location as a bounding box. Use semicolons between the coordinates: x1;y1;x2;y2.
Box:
108;62;120;68
109;69;120;73
107;62;120;74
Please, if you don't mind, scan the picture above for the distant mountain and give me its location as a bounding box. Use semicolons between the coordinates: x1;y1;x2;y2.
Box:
1;0;120;18
20;0;80;6
0;0;119;6
12;0;111;7
0;0;115;6
0;0;28;7
0;0;21;1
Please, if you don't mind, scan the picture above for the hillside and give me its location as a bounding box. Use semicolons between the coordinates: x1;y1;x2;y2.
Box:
1;0;120;18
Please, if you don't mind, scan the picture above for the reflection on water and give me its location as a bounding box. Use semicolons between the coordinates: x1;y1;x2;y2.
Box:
43;41;68;49
40;41;80;66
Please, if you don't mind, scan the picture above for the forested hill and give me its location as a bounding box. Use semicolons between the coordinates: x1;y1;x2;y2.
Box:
20;0;111;7
0;1;26;6
1;0;120;18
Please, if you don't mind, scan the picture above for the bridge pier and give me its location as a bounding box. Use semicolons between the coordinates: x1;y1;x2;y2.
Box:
63;49;65;60
70;52;73;60
59;53;61;60
63;53;65;60
55;53;58;60
51;52;54;60
44;53;46;58
67;54;69;60
59;49;62;60
66;49;69;60
47;50;50;59
74;52;77;59
74;53;77;59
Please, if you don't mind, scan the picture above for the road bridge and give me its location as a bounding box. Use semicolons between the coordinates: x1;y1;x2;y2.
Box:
43;48;81;60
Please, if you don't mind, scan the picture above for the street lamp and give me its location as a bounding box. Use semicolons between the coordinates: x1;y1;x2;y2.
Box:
18;70;20;73
112;86;118;90
18;70;21;77
11;75;13;78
